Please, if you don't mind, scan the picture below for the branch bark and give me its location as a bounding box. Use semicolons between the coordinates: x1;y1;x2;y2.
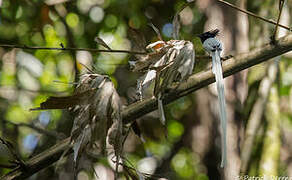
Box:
122;34;292;123
2;33;292;180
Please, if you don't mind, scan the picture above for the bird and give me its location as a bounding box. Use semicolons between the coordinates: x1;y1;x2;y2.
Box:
198;29;227;168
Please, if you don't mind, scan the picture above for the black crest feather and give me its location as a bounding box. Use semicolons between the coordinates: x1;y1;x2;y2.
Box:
197;29;220;43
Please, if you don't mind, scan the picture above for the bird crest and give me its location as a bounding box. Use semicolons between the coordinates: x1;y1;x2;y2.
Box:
197;29;220;43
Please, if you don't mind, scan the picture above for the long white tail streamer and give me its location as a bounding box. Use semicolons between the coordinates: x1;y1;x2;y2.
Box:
211;50;227;168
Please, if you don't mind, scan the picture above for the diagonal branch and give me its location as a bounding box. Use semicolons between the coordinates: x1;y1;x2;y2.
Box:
2;33;292;180
0;138;26;168
122;34;292;123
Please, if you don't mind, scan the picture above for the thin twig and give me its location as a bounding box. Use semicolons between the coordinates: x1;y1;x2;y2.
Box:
218;0;291;31
51;6;80;85
0;163;17;169
274;0;285;33
0;43;231;62
91;163;99;179
3;120;62;140
0;44;146;54
148;23;163;41
271;0;285;43
19;123;62;139
120;156;165;179
0;137;26;169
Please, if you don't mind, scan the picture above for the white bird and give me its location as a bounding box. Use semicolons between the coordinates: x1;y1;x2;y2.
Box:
198;29;227;168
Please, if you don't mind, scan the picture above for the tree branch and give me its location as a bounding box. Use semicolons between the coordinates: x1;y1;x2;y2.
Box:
2;33;292;180
122;34;292;123
1;138;71;180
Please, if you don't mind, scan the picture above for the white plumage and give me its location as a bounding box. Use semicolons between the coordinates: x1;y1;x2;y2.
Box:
203;37;227;168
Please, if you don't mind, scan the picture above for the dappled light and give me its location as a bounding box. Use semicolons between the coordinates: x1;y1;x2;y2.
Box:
0;0;291;180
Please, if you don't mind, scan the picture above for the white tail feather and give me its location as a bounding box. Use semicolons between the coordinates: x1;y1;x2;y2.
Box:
211;50;227;168
157;93;166;125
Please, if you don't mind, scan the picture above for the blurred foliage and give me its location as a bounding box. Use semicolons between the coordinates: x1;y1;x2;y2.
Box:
0;0;291;179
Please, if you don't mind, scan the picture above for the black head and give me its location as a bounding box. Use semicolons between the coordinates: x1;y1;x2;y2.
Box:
197;29;220;43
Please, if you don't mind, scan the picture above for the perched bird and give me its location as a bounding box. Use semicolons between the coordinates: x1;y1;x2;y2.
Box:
129;10;195;131
198;29;227;168
31;74;125;177
130;40;195;126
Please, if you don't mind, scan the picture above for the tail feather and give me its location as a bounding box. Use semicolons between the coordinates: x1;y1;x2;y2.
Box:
211;50;227;168
157;93;166;125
